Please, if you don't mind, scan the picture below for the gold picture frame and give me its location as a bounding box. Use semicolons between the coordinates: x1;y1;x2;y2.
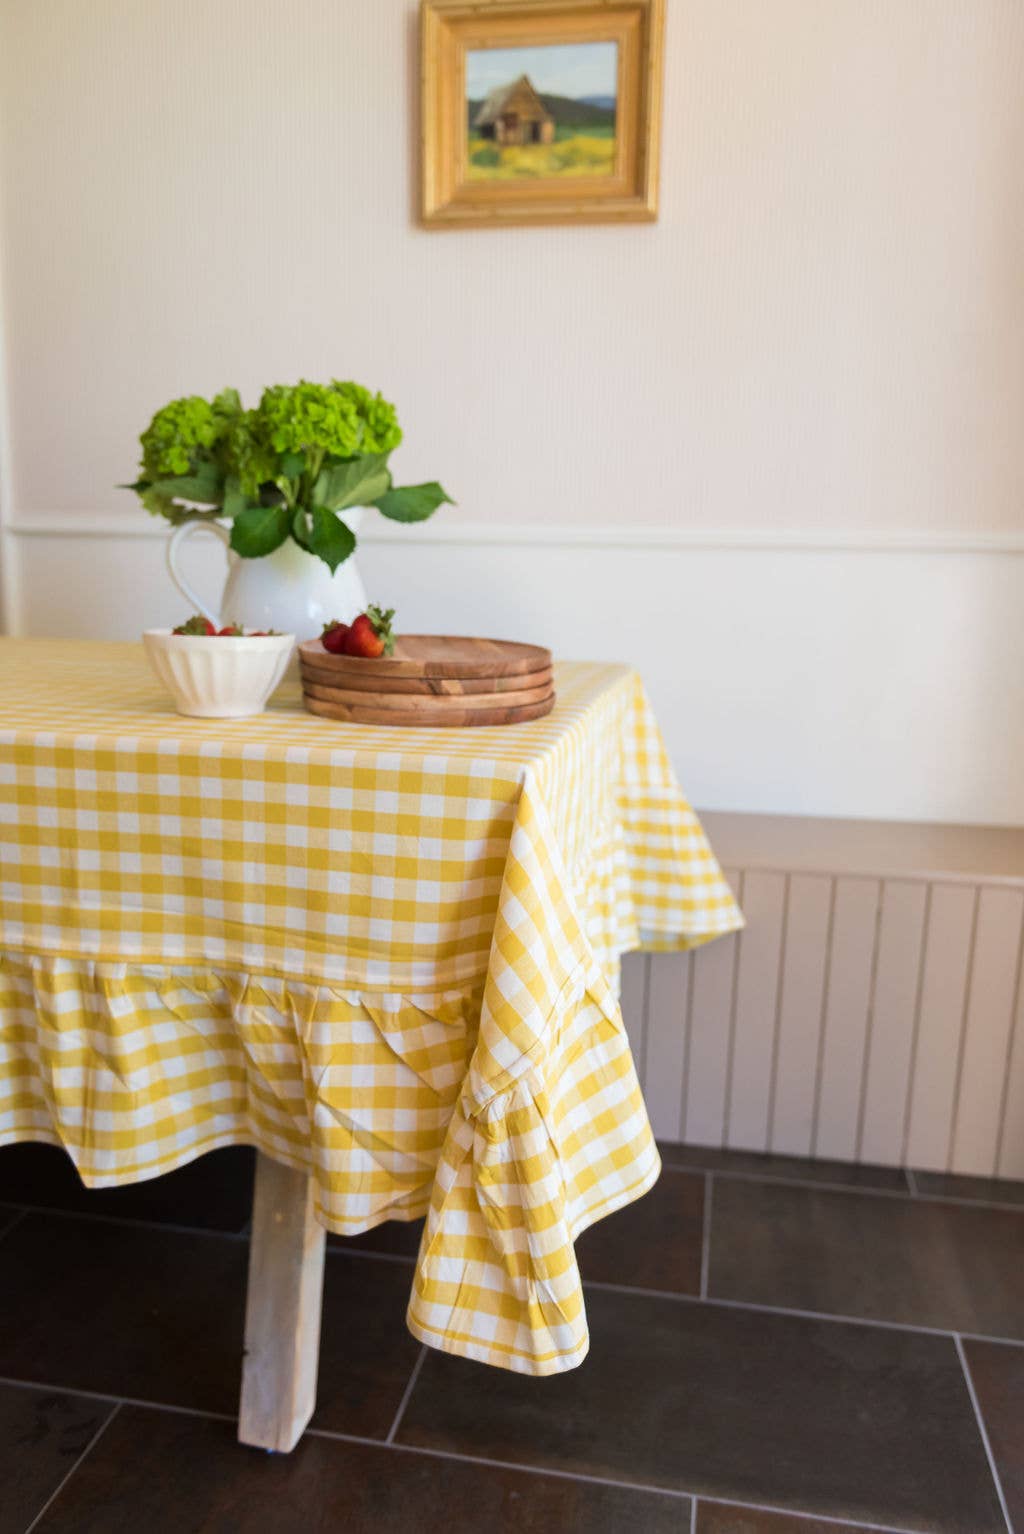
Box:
420;0;666;228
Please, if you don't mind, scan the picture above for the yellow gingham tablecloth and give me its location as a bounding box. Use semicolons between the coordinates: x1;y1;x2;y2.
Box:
0;639;742;1374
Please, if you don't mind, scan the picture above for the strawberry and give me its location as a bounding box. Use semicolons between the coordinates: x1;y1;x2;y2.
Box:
218;624;243;637
173;615;217;636
343;606;395;658
321;620;350;654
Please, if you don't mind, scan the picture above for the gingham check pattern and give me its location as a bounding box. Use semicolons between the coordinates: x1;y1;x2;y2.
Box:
0;639;742;1374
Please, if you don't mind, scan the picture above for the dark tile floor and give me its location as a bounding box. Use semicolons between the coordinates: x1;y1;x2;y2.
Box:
0;1143;1020;1534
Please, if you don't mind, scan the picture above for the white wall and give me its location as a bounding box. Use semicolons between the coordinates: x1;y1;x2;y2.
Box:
1;0;1022;822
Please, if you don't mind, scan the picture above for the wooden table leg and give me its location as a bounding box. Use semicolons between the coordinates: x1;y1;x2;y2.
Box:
238;1153;326;1452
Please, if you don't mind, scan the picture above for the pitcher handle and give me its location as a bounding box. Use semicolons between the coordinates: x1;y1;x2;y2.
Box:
166;520;230;628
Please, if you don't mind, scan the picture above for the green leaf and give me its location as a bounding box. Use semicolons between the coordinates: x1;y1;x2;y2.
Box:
280;450;306;480
374;482;454;523
222;474;248;520
307;506;356;574
229;503;290;559
313;453;392;513
150;461;224;505
291;506;313;551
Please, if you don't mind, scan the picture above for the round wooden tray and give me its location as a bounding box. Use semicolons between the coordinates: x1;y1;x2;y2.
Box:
303;679;553;711
299;660;554;697
298;635;552;680
302;692;556;728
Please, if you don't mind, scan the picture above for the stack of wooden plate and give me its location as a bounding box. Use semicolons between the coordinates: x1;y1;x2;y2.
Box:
298;635;555;726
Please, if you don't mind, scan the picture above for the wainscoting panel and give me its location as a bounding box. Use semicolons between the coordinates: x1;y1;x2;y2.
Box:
998;964;1024;1179
951;887;1024;1177
904;885;979;1171
621;861;1024;1180
725;872;787;1154
813;877;881;1163
642;952;691;1143
859;880;929;1167
680;868;742;1147
770;874;832;1158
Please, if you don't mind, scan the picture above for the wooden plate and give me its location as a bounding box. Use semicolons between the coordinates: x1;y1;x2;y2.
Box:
302;693;557;728
299;660;554;697
303;680;554;711
298;635;552;680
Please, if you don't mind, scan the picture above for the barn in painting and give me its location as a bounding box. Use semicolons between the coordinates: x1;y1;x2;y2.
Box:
473;74;555;146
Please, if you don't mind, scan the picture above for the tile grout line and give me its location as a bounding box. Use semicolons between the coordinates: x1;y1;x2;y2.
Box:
308;1426;925;1534
0;1207;26;1244
699;1171;713;1298
696;1498;917;1534
0;1369;971;1534
583;1278;1024;1350
385;1346;427;1445
0;1375;238;1423
23;1399;123;1534
0;1200;254;1243
658;1161;1024;1214
954;1334;1015;1534
313;1425;696;1502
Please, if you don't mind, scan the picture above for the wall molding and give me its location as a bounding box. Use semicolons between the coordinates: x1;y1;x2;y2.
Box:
5;510;1024;555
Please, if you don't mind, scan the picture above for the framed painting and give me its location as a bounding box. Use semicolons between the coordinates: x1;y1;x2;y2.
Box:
420;0;666;228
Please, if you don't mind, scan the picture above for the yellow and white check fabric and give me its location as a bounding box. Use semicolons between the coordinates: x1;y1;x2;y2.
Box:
0;639;742;1374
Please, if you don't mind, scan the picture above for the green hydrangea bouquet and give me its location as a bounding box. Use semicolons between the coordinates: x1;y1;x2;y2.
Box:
124;381;452;572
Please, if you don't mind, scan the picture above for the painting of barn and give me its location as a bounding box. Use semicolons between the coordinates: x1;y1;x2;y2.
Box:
466;41;617;180
474;76;556;146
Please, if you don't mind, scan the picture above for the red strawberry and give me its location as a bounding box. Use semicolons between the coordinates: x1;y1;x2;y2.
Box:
173;615;217;636
321;620;350;654
218;624;243;636
343;606;395;658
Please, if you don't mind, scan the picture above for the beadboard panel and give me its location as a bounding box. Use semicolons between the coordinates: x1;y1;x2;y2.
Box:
813;878;881;1162
769;874;832;1158
724;872;786;1153
904;885;979;1170
951;888;1024;1175
624;868;1024;1179
681;868;742;1147
858;881;929;1166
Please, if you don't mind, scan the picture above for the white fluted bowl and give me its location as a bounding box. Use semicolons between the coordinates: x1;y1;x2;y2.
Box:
143;630;295;718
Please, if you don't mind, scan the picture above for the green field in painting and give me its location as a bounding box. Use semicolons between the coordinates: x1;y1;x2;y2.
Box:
467;125;615;180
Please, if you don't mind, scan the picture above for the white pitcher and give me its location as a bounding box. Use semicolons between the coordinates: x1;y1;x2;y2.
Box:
166;510;368;639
